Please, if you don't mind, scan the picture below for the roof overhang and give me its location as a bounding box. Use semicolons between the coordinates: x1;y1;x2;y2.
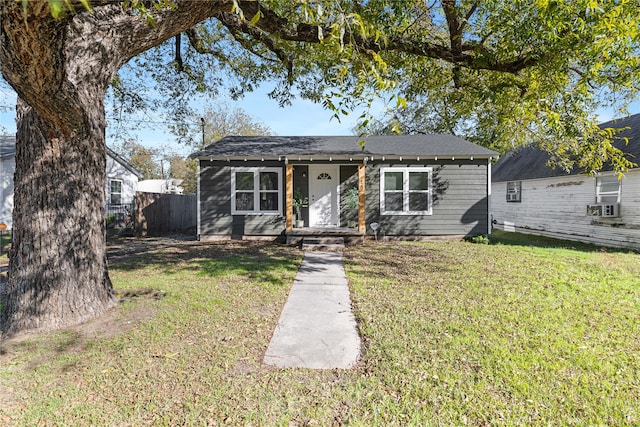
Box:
196;153;497;162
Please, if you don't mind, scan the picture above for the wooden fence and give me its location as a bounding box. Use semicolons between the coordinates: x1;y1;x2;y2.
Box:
134;192;196;236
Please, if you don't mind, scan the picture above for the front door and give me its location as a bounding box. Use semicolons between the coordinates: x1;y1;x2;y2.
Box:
309;164;339;227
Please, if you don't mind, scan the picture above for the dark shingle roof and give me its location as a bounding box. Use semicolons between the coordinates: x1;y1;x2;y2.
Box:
492;113;640;182
190;135;498;160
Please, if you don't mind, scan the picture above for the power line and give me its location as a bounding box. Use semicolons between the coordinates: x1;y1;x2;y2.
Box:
107;116;202;127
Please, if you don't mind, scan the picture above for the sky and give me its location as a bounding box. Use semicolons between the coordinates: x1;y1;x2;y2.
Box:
1;81;639;158
0;82;372;157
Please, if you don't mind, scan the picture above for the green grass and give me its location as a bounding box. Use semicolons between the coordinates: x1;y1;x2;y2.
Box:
1;233;639;425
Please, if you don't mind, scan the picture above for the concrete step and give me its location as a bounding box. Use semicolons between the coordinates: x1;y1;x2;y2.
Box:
302;236;345;252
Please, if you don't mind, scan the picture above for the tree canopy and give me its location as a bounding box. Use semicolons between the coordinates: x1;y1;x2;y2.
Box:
93;0;640;172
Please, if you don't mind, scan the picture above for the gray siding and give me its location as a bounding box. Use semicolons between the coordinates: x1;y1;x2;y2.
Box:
339;165;359;227
198;159;490;238
365;161;489;237
199;160;286;237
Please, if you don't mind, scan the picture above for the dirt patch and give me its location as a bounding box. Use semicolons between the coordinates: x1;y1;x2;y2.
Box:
0;288;160;362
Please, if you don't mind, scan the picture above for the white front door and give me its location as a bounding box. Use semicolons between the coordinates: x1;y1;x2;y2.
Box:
309;164;339;227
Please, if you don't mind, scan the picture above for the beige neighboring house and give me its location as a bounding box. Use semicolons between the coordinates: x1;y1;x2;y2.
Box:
0;135;142;230
491;113;640;251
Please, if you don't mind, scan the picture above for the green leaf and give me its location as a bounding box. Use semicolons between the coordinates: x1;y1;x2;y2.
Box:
49;0;63;17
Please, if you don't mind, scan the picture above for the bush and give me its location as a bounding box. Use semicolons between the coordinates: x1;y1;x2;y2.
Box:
466;234;490;244
105;213;116;228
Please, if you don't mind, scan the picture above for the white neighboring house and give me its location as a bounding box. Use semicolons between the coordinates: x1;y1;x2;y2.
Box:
137;178;184;194
0;135;142;230
0;135;15;229
491;113;640;251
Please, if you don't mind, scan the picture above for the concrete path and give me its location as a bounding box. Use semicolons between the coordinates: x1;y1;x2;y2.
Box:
263;252;361;369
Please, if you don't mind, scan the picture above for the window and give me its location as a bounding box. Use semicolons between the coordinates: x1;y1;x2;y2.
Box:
596;175;620;204
506;181;521;202
231;167;282;214
109;179;122;205
380;167;432;215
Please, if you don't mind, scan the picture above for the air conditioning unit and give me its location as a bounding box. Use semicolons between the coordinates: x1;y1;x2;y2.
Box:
586;204;619;217
587;204;602;216
601;203;619;217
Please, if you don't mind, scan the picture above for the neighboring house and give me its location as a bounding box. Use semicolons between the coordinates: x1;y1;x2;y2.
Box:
190;135;498;241
491;113;640;250
0;135;15;229
137;178;184;194
0;135;142;229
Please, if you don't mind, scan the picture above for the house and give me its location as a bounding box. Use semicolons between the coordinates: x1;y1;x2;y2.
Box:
0;135;15;229
137;178;184;194
0;135;142;229
491;113;640;250
190;135;498;242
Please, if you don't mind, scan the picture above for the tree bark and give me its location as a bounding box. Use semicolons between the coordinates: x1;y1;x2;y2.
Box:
1;98;115;336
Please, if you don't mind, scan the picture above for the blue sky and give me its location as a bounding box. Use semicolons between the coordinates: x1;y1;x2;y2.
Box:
0;82;371;156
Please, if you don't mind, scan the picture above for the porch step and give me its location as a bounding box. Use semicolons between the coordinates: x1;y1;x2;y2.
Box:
302;237;345;252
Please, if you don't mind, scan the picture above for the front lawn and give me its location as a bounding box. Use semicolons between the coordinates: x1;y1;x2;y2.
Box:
1;234;638;425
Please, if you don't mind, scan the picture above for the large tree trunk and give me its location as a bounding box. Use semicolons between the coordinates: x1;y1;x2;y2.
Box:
1;98;115;336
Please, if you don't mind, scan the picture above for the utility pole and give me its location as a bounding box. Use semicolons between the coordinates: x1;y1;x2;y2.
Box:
200;117;205;147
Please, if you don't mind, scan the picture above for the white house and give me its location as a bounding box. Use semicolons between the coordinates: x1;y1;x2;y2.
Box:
0;135;142;229
491;113;640;251
137;178;184;194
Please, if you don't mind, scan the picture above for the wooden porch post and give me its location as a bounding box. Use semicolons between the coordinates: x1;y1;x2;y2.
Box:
358;163;366;232
286;163;293;231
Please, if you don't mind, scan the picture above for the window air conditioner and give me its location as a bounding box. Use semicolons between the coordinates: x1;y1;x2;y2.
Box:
601;203;619;217
586;204;602;216
586;204;619;217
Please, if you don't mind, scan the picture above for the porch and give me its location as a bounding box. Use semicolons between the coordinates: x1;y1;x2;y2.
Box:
285;226;366;246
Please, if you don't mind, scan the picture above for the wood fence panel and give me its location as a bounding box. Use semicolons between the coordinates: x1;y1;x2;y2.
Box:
135;192;196;236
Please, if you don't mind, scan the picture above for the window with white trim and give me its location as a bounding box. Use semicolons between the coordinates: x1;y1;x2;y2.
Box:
506;181;521;202
109;179;122;205
231;167;282;214
596;175;620;204
380;167;432;215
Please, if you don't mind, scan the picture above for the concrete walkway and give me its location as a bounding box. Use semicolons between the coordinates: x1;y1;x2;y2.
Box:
263;252;361;369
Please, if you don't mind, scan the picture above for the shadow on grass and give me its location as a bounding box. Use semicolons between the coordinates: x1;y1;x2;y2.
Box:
489;229;638;254
107;238;302;287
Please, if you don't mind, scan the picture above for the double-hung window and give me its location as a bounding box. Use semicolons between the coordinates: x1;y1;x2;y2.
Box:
506;181;522;202
109;179;122;206
596;175;620;204
231;167;282;214
380;167;432;215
